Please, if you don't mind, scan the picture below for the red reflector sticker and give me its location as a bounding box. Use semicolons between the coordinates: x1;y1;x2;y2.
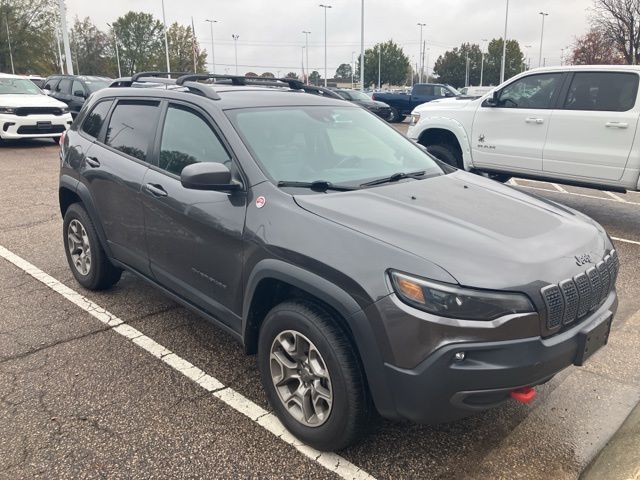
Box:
510;387;536;404
255;196;266;209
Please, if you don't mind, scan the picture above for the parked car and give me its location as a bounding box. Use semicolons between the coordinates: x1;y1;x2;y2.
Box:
43;75;111;117
408;65;640;192
372;83;459;122
334;88;392;120
0;73;72;142
59;72;619;451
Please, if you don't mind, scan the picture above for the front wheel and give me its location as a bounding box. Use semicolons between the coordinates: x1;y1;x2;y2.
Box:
388;107;405;123
426;143;462;169
258;300;372;451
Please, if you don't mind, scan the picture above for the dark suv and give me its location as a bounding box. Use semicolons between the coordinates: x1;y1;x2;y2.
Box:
44;75;111;117
58;72;619;451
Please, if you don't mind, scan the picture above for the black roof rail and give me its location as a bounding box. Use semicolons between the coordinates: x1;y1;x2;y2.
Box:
130;71;190;82
181;81;221;100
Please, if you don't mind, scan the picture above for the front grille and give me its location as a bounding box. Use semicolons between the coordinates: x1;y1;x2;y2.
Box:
16;124;66;135
14;107;64;116
541;250;618;331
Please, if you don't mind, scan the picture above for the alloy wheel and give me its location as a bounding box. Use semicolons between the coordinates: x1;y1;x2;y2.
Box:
67;219;91;276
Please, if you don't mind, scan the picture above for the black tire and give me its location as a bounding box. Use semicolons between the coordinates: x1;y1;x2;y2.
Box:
388;107;406;123
487;172;512;183
258;300;372;451
426;143;462;168
52;136;61;144
63;203;122;290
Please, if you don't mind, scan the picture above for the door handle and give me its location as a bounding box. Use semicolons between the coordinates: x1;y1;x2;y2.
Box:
143;183;168;198
525;117;544;124
85;156;100;168
605;121;629;129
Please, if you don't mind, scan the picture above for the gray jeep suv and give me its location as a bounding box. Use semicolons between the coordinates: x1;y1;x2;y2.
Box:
58;73;619;451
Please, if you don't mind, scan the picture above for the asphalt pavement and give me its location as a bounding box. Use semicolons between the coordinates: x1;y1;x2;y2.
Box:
1;137;639;479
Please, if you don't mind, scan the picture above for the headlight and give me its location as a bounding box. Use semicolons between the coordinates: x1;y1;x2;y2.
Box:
389;271;534;320
409;113;420;126
0;107;16;114
61;107;70;114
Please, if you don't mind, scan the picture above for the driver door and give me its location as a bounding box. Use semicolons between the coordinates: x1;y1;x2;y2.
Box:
471;72;565;172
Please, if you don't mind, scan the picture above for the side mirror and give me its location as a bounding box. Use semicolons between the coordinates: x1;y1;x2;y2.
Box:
180;162;240;191
74;90;86;98
484;91;499;107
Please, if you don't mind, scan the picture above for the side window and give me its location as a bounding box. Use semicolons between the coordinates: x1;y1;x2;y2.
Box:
72;80;86;98
413;85;434;96
81;100;113;139
497;73;563;109
159;105;231;176
57;78;72;94
563;72;639;112
105;100;160;162
433;86;448;97
44;78;59;91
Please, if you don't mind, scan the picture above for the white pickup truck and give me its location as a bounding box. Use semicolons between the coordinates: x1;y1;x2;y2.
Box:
407;65;640;192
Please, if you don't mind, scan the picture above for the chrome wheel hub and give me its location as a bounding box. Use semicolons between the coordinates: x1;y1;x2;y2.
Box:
67;219;91;276
269;330;333;427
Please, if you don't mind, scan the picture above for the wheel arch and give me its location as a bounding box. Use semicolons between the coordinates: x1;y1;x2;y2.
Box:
416;119;473;170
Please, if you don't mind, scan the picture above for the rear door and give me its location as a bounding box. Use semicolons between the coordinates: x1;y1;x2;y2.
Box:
80;98;161;275
53;77;73;106
142;102;247;328
543;71;640;181
471;72;564;172
70;80;87;117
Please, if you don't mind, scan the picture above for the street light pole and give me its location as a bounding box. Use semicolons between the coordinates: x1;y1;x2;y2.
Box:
500;0;509;84
232;34;239;75
4;15;15;75
55;28;64;74
378;46;381;89
205;19;217;74
302;31;311;84
319;4;332;87
480;38;488;86
107;23;121;78
417;22;425;83
57;0;74;75
538;12;549;68
351;51;355;89
360;0;364;91
161;0;171;75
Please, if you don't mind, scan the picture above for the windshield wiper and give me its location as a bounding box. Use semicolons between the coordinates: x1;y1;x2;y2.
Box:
360;170;426;187
277;180;358;192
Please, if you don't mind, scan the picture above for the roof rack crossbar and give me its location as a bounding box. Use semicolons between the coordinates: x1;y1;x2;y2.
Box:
131;71;190;82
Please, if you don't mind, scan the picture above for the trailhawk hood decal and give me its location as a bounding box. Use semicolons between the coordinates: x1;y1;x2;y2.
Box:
294;171;606;290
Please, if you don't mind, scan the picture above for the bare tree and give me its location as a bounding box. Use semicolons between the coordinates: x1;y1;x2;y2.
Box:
570;27;625;64
592;0;640;64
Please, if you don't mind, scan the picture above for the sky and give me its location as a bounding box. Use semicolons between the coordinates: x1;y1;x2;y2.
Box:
65;0;594;77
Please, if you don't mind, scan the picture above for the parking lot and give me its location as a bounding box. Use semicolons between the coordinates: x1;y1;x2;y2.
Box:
1;137;639;479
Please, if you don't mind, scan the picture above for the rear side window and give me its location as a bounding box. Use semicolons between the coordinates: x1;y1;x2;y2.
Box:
563;72;639;112
413;85;434;96
81;100;113;138
159;105;231;176
105;100;160;162
57;78;72;93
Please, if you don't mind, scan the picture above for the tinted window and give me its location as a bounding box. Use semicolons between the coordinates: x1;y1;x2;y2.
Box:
564;72;638;112
159;105;231;176
105;101;160;161
72;80;85;97
497;73;562;109
81;100;113;138
413;85;434;96
57;78;72;93
44;78;59;91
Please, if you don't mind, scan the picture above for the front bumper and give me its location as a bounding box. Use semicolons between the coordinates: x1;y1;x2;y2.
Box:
0;113;73;139
378;290;617;423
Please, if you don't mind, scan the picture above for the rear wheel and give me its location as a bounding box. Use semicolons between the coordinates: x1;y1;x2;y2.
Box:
63;203;122;290
258;300;372;451
52;136;61;144
426;143;462;168
388;107;406;123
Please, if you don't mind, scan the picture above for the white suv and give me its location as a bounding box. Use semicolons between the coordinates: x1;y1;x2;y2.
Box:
407;66;640;192
0;73;73;142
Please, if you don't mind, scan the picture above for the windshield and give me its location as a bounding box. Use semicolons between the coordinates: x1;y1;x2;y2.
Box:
85;80;110;93
0;78;42;95
347;90;371;101
227;106;444;186
447;86;461;96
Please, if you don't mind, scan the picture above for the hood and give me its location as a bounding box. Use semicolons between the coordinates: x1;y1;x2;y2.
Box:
355;99;389;109
0;94;68;109
415;97;478;112
294;171;607;290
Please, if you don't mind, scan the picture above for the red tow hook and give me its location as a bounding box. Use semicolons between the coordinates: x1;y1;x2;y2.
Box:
510;386;536;404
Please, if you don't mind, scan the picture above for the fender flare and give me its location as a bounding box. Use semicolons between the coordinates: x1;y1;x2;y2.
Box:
415;117;474;170
242;259;397;417
59;177;113;258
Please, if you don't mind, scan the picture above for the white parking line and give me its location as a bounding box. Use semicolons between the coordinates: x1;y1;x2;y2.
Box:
515;184;640;206
604;191;627;203
612;236;640;246
0;245;375;480
551;183;568;193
